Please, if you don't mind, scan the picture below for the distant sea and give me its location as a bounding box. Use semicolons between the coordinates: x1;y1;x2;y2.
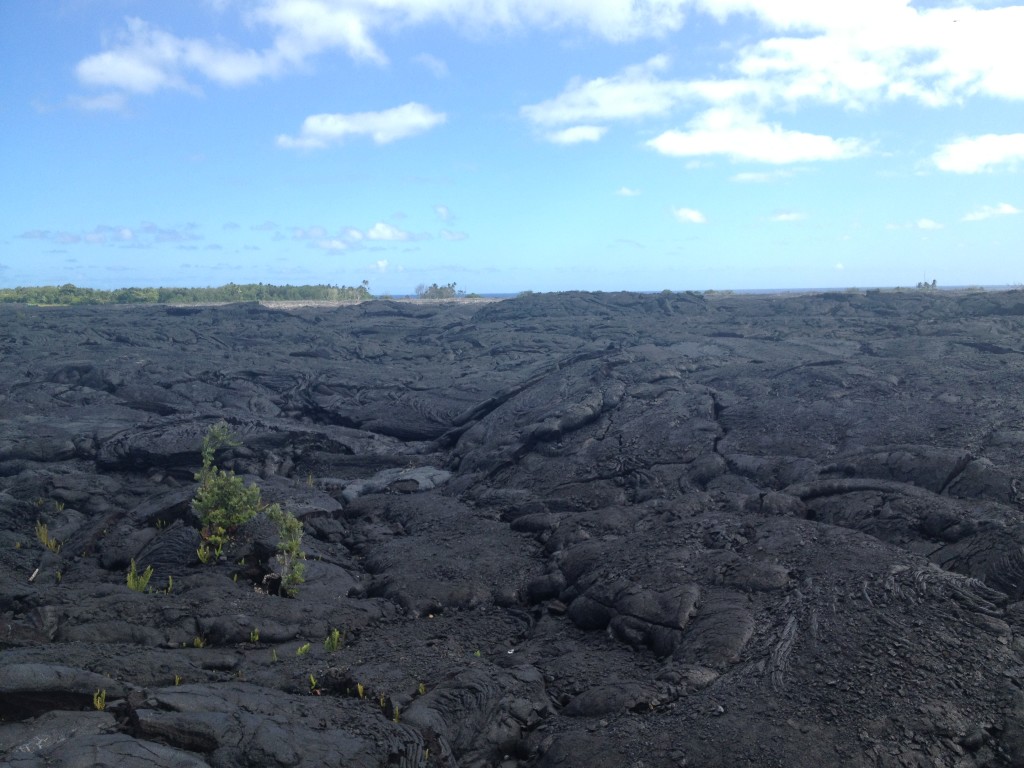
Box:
395;286;1019;299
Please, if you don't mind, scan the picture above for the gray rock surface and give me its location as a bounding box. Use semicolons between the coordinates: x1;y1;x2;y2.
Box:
3;290;1024;766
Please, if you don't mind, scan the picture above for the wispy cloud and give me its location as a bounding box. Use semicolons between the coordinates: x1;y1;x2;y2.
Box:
544;125;607;144
617;186;641;196
770;212;805;222
277;103;446;149
440;229;468;241
414;53;449;78
74;4;694;100
962;202;1019;222
19;222;198;247
933;134;1024;173
673;207;707;224
69;92;128;112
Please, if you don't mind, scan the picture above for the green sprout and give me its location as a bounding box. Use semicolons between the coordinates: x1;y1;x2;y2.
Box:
126;560;154;593
324;627;342;652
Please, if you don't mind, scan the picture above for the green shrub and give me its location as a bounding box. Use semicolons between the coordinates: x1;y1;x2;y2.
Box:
266;505;305;596
193;423;306;596
193;423;261;548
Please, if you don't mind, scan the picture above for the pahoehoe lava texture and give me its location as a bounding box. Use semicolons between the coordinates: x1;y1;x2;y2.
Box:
4;290;1024;766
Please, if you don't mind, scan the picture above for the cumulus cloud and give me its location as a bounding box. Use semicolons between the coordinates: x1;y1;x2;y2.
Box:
962;202;1020;222
673;207;707;224
933;133;1024;173
648;107;867;164
696;1;1024;106
277;103;446;148
545;125;607;144
366;222;411;241
915;218;943;230
520;2;1024;166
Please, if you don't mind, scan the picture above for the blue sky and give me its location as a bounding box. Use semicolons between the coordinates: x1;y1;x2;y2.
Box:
1;0;1022;294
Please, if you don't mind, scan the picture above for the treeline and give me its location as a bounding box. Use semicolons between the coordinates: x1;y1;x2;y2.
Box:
415;282;480;299
0;282;373;305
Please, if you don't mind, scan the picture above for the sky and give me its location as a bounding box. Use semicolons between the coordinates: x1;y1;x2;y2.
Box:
1;0;1023;294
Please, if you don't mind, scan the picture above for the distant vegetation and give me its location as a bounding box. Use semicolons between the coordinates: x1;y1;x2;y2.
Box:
415;282;468;299
0;281;373;305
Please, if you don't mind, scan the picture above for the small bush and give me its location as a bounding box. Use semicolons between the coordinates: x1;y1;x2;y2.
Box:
266;505;305;596
192;423;307;595
193;423;261;549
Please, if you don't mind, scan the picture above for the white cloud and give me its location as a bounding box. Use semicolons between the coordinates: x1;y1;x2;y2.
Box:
933;133;1024;173
434;205;452;221
366;222;411;241
414;53;449;77
771;212;805;222
76;4;694;99
440;229;468;241
277;103;446;148
74;17;280;93
318;239;348;251
375;259;390;271
519;3;1024;160
617;186;641;196
545;125;607;144
521;55;690;125
648;107;867;164
835;262;845;271
673;207;707;224
75;0;1024;132
915;218;943;230
696;1;1024;106
962;202;1020;222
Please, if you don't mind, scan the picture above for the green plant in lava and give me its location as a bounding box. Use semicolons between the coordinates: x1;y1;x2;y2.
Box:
192;423;306;595
35;521;62;553
265;505;305;597
126;559;154;592
193;423;260;550
324;627;342;652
